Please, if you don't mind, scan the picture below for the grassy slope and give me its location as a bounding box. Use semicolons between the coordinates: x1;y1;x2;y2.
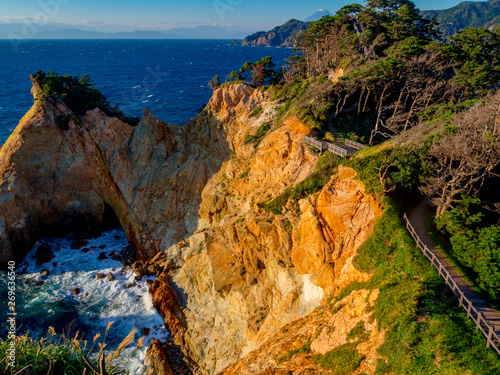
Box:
323;152;500;374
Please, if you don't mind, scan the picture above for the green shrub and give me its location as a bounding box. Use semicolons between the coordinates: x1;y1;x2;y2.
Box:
244;122;272;147
249;105;263;117
313;342;364;374
277;339;311;364
436;196;500;300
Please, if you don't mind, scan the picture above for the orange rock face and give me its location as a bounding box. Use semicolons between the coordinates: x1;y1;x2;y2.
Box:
220;289;385;375
145;339;175;375
292;165;383;296
161;99;382;372
207;84;266;115
1;81;384;375
0;80;242;263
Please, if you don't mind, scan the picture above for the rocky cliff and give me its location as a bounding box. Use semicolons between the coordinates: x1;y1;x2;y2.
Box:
0;79;383;374
241;19;309;47
0;76;254;264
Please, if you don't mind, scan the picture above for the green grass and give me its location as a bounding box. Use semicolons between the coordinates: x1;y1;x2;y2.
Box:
249;105;264;117
346;321;366;341
313;342;364;374
0;327;137;374
0;335;88;374
325;198;500;374
277;339;311;364
266;77;335;130
261;153;341;214
244;121;272;147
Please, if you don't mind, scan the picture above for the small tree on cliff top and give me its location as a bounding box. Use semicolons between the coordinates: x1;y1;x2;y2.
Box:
208;75;221;91
33;70;139;125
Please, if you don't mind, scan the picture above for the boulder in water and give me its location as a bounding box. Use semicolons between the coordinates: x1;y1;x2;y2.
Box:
70;240;89;249
34;245;54;266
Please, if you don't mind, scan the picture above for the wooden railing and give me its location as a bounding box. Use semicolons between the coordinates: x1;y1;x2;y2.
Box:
303;136;324;152
304;136;355;158
326;143;353;158
345;139;368;150
403;214;500;355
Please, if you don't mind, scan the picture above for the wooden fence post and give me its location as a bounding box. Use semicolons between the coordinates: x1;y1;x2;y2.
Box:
476;313;482;330
487;326;494;348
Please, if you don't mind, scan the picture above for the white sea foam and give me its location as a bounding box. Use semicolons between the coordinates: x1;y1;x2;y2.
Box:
18;229;168;374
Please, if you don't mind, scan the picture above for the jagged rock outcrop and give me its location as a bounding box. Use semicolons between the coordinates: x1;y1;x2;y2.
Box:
145;339;174;375
0;80;254;264
0;80;383;374
162;158;381;373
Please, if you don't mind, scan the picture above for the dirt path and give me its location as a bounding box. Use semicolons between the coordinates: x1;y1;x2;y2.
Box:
408;199;500;333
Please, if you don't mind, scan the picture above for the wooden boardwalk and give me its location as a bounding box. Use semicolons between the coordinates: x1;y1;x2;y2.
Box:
303;136;367;158
406;199;500;354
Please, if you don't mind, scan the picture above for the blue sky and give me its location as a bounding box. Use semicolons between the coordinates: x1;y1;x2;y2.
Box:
1;0;478;32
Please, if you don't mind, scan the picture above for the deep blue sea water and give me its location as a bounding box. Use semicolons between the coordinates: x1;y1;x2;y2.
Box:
0;39;293;145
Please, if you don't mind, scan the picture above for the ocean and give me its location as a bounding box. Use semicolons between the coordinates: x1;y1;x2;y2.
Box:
0;39;292;373
0;39;293;145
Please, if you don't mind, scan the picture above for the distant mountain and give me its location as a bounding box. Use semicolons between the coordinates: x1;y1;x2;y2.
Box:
0;23;249;40
421;0;500;38
241;19;309;48
304;9;333;22
157;25;248;39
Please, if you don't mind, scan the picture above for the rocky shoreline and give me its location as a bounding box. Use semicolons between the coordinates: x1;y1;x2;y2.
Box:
0;79;382;374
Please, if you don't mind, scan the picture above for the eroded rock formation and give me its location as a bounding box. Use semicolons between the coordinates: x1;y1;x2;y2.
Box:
0;80;383;374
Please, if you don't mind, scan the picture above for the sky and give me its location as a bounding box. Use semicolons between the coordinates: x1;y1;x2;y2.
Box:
0;0;479;32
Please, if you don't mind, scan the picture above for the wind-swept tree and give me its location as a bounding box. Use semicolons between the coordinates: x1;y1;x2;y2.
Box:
421;92;500;217
208;75;220;91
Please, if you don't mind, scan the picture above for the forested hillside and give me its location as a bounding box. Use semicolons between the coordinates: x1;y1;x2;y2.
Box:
421;0;500;38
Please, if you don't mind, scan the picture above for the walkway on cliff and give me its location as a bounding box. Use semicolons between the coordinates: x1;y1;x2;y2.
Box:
303;112;368;158
407;199;500;353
